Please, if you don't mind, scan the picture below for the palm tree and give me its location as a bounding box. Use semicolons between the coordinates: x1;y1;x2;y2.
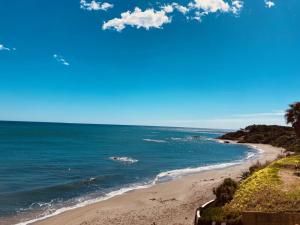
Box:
285;102;300;137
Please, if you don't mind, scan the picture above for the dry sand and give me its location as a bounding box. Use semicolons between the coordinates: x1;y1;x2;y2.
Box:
8;142;284;225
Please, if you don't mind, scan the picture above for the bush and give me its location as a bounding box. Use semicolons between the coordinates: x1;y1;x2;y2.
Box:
243;160;269;177
213;178;238;206
241;171;250;180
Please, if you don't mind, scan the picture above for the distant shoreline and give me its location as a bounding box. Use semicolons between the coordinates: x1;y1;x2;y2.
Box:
6;142;283;225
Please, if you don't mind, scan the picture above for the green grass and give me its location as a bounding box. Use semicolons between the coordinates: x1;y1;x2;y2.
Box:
200;155;300;223
272;156;300;168
200;206;225;222
224;166;280;213
224;155;300;214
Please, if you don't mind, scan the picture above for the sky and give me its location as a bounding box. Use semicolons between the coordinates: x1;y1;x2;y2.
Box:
0;0;299;129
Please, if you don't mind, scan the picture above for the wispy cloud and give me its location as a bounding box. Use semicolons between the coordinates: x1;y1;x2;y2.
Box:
137;110;286;129
53;54;70;66
188;0;231;13
265;0;275;8
233;111;284;118
231;0;244;14
80;0;113;11
161;3;189;14
102;7;171;31
0;44;16;51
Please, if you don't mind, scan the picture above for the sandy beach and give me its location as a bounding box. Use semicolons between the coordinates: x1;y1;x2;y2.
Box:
8;142;284;225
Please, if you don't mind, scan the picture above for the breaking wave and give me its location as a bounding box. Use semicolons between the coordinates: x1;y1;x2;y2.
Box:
109;156;138;164
143;138;167;143
152;162;241;184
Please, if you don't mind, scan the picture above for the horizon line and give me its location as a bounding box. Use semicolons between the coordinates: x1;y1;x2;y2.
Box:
0;119;237;131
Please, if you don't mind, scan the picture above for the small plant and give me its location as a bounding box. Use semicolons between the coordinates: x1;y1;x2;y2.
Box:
241;171;250;180
248;160;270;175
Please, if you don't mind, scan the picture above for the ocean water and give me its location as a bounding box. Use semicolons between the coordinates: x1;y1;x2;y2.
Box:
0;121;257;224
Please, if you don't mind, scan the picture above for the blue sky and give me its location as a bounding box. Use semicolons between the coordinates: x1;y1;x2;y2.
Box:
0;0;299;129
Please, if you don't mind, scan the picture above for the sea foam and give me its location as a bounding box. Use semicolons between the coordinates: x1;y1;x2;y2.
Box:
143;138;167;143
152;162;241;184
109;156;138;164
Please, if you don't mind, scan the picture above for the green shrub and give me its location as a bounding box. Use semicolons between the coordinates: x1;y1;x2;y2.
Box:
213;178;238;206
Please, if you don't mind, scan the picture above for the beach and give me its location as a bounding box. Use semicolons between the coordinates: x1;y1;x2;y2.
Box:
10;142;282;225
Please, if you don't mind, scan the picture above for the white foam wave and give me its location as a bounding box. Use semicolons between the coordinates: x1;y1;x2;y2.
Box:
170;137;182;141
15;161;239;225
143;138;167;143
152;162;241;184
109;156;138;164
15;183;151;225
246;152;256;159
170;136;204;142
247;144;264;154
210;139;263;160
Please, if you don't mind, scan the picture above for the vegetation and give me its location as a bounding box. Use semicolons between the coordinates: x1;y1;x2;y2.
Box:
285;102;300;137
200;155;300;224
200;178;239;224
224;166;281;213
200;103;300;223
225;155;300;214
213;178;238;206
219;125;300;152
240;160;271;180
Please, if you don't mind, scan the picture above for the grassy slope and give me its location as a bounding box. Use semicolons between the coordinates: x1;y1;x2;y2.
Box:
225;156;300;214
201;156;300;223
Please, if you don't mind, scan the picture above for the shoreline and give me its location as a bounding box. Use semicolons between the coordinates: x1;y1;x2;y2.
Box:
5;141;284;225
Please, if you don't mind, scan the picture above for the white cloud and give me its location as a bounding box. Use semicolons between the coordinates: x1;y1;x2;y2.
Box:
189;0;231;13
193;11;203;21
161;3;189;14
187;0;243;21
80;0;113;11
53;54;70;66
161;5;174;13
265;0;275;8
102;7;171;32
102;0;244;32
0;44;15;51
173;3;189;14
231;0;243;14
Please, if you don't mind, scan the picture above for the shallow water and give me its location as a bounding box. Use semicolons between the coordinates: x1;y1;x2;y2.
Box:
0;121;255;223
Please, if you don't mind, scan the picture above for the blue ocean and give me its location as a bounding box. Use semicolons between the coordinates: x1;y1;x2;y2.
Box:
0;121;256;224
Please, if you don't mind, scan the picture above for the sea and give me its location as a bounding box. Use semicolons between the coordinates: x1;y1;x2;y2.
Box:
0;121;258;224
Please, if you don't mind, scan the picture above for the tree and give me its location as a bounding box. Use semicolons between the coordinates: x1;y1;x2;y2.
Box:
285;102;300;137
